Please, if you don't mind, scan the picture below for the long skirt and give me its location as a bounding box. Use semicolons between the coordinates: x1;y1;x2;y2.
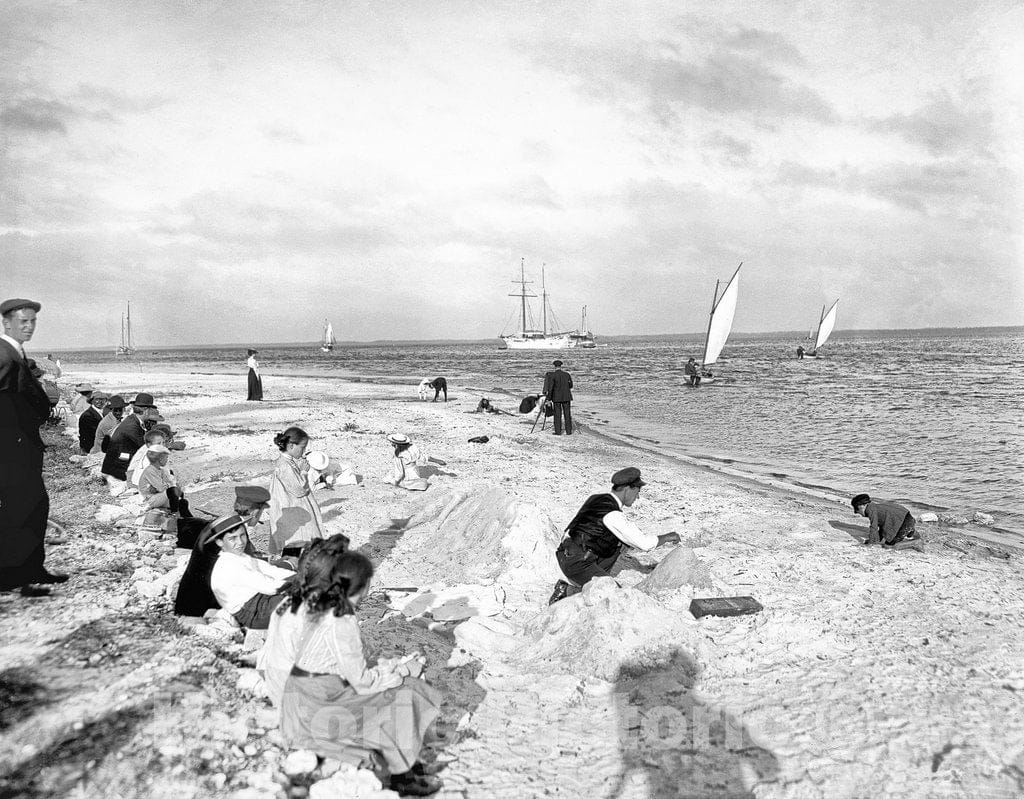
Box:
281;673;442;773
247;368;263;401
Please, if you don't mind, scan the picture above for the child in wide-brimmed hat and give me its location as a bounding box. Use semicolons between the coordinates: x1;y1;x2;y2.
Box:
382;433;447;492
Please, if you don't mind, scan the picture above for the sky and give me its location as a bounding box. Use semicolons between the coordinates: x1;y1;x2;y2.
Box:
2;0;1023;349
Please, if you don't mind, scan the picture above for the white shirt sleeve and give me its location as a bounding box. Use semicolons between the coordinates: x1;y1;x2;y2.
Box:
602;510;660;551
211;552;292;615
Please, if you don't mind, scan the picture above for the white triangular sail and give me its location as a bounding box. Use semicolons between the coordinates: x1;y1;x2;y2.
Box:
813;299;839;351
324;321;336;347
701;263;742;367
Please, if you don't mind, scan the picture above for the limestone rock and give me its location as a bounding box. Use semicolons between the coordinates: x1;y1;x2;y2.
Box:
939;513;969;526
308;765;394;799
135;580;165;599
283;749;319;778
918;512;938;523
96;504;134;524
237;669;267;697
973;512;995;526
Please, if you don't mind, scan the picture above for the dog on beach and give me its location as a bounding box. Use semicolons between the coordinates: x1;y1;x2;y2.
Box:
418;377;447;402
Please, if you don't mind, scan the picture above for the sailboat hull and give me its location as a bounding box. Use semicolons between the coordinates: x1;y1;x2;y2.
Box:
501;333;593;350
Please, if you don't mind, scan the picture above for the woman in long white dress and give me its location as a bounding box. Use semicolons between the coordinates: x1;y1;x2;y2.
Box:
268;426;324;557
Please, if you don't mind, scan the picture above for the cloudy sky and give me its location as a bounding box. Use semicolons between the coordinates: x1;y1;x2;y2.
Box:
3;0;1022;349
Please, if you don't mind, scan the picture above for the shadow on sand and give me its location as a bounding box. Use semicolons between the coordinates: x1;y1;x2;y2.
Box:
609;648;779;798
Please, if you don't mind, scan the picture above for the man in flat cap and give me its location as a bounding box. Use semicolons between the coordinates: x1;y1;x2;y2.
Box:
101;391;156;487
90;394;125;455
852;493;924;551
549;467;680;604
542;359;574;435
0;298;68;594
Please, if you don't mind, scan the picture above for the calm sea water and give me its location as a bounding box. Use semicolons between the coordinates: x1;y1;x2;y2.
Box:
58;329;1024;537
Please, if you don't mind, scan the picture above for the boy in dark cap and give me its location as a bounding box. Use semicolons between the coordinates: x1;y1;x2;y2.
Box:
549;467;680;604
852;493;923;551
175;484;271;550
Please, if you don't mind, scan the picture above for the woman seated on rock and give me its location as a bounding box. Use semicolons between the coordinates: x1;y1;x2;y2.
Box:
174;488;292;629
261;542;444;796
269;426;326;559
382;433;446;492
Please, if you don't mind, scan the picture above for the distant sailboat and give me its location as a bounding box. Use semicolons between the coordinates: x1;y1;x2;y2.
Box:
115;301;136;356
805;299;839;357
500;259;596;350
696;263;742;382
321;319;336;353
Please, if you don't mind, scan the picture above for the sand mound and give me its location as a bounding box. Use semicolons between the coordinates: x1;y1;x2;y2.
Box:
638;545;713;596
373;486;562;600
456;578;699;681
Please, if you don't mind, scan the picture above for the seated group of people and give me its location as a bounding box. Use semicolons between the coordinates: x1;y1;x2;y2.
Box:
167;425;445;796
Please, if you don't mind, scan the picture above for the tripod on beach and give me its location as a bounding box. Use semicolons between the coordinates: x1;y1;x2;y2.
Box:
530;395;550;433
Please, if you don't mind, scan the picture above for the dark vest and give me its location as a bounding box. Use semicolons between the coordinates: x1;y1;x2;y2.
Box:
565;493;623;558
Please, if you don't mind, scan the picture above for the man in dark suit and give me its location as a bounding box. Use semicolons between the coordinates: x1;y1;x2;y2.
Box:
542;359;574;435
0;297;68;594
102;391;156;484
77;392;106;453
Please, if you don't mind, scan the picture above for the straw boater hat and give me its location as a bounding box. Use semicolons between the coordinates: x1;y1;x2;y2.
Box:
197;514;247;548
306;451;330;471
386;433;411;446
75;383;94;393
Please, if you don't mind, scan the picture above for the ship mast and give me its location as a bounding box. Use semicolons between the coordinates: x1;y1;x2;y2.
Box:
541;264;548;335
508;258;535;335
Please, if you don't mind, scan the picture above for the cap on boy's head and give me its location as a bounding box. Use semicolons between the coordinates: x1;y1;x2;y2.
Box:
75;382;94;393
553;359;563;367
198;514;246;547
611;467;646;488
0;298;41;316
91;391;109;402
235;485;271;505
107;394;126;409
851;493;871;510
132;392;156;408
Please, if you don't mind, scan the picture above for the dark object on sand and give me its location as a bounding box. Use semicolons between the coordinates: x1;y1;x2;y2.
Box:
467;435;490;444
689;596;763;619
519;395;539;414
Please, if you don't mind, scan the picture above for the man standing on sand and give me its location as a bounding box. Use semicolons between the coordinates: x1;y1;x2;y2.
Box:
542;359;574;435
0;298;68;595
549;468;680;604
852;493;924;551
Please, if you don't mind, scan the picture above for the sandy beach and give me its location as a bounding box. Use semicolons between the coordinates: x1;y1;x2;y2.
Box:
2;366;1023;799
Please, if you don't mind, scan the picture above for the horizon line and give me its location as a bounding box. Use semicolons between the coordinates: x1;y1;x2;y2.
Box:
35;323;1024;353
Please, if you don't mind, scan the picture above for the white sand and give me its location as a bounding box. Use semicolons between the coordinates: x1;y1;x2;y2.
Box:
51;367;1024;797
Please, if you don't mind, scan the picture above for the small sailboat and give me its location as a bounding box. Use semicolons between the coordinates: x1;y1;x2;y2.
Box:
693;263;742;384
320;319;336;353
805;299;839;357
115;301;136;356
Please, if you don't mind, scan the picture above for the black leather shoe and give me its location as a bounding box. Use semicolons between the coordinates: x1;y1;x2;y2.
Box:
389;771;442;796
19;585;52;598
33;571;69;585
549;580;570;605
